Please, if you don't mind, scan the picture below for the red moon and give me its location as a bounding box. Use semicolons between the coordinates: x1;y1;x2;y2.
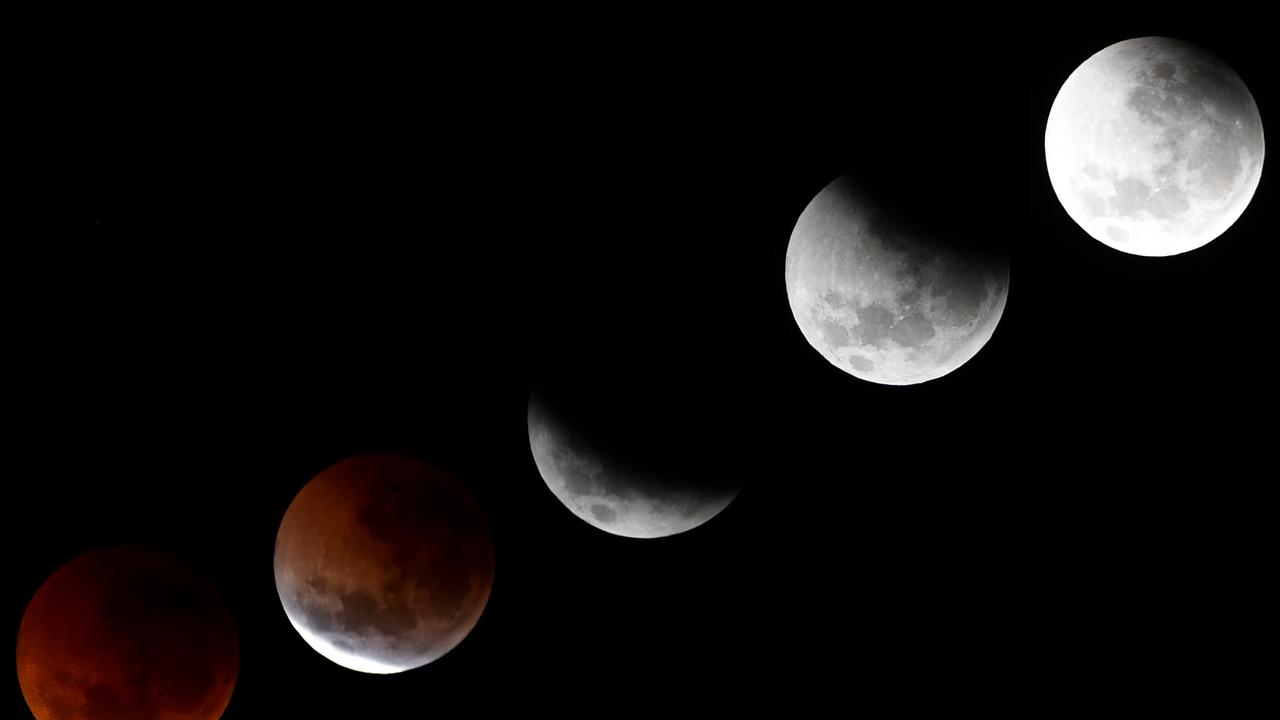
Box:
16;546;239;720
274;453;494;673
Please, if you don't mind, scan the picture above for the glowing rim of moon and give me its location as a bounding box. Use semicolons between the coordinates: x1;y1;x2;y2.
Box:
282;612;412;674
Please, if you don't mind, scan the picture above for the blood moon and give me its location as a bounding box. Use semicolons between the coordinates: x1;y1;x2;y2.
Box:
16;546;239;720
273;454;494;674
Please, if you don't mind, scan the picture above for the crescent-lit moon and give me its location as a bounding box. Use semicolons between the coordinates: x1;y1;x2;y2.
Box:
1045;36;1265;256
273;453;494;674
275;453;494;671
526;290;748;538
527;395;739;538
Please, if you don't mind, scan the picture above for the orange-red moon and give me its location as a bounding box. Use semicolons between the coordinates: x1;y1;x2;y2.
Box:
16;546;239;720
274;453;494;673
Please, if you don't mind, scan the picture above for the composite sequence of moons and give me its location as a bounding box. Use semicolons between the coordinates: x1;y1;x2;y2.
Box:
16;546;239;720
784;175;1010;385
274;454;494;674
13;27;1271;719
1045;37;1265;256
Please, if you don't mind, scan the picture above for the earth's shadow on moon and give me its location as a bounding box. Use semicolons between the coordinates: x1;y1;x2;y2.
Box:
17;546;240;720
784;169;1012;386
833;169;1012;270
528;286;762;537
273;454;495;674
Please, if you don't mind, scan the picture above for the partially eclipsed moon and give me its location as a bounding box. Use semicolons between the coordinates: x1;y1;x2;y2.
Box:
1045;36;1265;256
273;454;494;674
785;175;1010;385
16;546;239;720
527;396;739;538
526;289;749;538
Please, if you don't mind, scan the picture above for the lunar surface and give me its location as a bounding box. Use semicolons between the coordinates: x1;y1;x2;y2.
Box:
16;546;239;720
785;175;1009;385
274;454;494;674
527;290;748;538
1045;36;1265;256
528;397;739;538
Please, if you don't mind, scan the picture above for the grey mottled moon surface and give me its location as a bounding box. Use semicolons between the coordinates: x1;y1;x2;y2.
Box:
784;176;1009;385
527;398;739;538
1045;36;1264;256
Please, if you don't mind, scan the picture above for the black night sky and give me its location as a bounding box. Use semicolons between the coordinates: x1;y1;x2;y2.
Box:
11;9;1277;716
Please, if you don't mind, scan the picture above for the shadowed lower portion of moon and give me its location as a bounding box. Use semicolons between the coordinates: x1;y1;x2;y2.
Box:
1045;37;1264;256
273;453;494;674
785;175;1009;385
16;546;239;720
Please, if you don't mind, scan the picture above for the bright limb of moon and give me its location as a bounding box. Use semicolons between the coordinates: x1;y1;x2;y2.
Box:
283;613;409;674
1045;36;1264;256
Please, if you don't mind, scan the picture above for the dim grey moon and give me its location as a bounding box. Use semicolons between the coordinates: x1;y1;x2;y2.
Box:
784;175;1009;385
273;454;494;674
1045;36;1265;256
527;399;739;539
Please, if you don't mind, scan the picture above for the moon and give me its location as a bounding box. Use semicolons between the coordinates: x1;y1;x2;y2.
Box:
273;453;494;674
784;175;1010;385
16;546;239;720
527;291;748;538
527;397;739;538
1045;36;1265;256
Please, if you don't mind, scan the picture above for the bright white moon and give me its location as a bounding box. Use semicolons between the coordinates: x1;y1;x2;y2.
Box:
1045;36;1264;256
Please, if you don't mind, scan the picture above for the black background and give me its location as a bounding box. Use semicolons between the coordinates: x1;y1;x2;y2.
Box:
10;9;1277;716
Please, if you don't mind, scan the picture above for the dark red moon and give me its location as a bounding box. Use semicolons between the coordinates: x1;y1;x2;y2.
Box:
274;453;495;673
16;546;239;720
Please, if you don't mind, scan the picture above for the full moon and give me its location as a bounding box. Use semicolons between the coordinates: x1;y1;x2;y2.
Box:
16;546;239;720
274;454;494;674
785;175;1010;385
1045;36;1265;256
